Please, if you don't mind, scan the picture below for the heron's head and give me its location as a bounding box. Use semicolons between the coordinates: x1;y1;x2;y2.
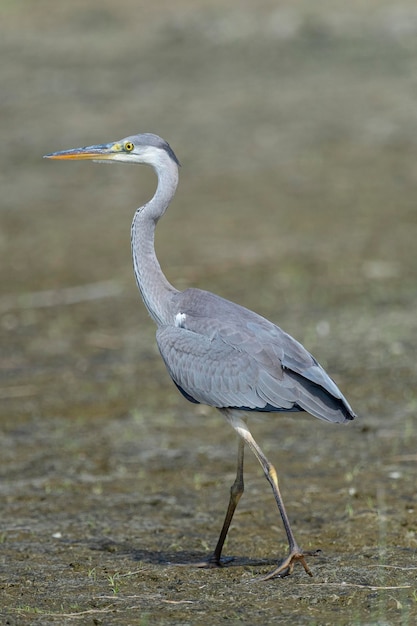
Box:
44;133;180;168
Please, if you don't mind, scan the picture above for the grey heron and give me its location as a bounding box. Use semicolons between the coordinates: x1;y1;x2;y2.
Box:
45;133;356;580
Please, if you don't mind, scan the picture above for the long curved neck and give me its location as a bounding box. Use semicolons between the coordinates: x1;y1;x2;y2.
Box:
131;156;179;326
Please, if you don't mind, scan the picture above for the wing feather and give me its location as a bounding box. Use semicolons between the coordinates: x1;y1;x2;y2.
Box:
156;288;356;423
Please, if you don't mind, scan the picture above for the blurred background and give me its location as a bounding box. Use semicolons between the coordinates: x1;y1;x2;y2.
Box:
2;0;417;419
1;0;417;622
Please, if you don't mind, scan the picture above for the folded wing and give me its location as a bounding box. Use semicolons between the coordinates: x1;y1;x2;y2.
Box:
156;288;356;424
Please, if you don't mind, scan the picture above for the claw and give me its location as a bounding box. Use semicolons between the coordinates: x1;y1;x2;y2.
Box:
259;548;321;581
175;554;234;569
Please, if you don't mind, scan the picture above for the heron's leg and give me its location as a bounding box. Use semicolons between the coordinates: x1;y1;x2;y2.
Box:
176;433;244;569
210;435;245;564
232;419;315;579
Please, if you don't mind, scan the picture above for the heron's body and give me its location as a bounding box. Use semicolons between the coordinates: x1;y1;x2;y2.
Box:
45;133;356;579
157;287;353;421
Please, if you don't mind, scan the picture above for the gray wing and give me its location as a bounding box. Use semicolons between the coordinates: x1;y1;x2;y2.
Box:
156;288;356;424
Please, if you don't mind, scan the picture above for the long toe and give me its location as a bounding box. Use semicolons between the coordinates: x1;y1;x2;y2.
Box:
194;555;223;568
260;548;321;581
178;554;234;569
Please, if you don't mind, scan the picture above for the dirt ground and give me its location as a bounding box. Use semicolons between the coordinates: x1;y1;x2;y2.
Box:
1;1;417;624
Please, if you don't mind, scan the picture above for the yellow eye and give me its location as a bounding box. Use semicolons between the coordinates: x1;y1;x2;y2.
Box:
124;142;134;152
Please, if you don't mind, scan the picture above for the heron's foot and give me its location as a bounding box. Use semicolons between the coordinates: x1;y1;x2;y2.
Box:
260;547;321;581
175;553;234;569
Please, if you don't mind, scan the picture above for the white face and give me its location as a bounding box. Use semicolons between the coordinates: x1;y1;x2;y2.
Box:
108;144;167;167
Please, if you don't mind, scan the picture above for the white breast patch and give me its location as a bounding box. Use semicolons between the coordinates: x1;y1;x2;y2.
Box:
174;312;187;328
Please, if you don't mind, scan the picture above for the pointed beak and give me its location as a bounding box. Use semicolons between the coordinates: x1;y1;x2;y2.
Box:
44;142;123;161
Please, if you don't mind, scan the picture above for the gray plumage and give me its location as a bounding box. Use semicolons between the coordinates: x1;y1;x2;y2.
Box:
157;288;354;422
45;132;356;580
